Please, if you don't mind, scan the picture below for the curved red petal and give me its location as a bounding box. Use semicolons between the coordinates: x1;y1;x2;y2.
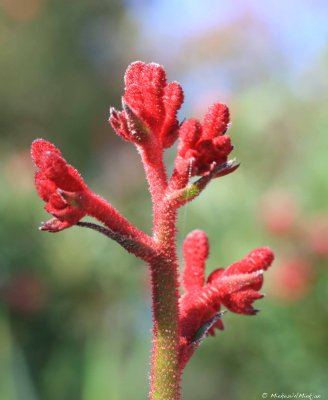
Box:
48;192;67;210
222;290;264;315
202;103;230;140
178;119;202;150
226;247;274;275
124;62;167;133
41;152;85;192
109;108;131;142
124;61;145;86
182;230;209;291
35;172;56;202
161;81;184;148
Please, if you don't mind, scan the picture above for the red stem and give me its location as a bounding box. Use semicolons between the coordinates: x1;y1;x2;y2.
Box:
136;141;168;231
137;142;181;399
82;190;154;251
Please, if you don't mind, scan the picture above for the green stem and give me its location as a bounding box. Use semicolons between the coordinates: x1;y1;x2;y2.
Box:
150;202;181;400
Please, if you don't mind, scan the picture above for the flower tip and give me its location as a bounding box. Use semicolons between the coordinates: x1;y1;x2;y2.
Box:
127;60;145;69
258;247;275;269
31;138;46;161
186;229;208;241
183;229;209;261
203;102;230;139
214;159;240;178
121;97;133;113
31;138;61;168
39;222;49;231
245;246;274;273
124;61;145;84
109;107;118;119
31;138;53;152
39;218;71;233
31;138;47;147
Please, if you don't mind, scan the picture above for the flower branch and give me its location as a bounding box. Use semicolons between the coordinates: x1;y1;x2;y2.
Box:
31;61;274;400
77;221;158;263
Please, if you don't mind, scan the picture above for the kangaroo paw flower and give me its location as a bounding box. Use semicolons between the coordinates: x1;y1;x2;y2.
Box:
179;230;274;369
31;139;88;232
207;247;274;315
175;103;233;177
109;61;184;148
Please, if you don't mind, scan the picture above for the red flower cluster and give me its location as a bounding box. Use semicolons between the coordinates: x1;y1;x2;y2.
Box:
176;103;233;177
31;139;88;232
109;61;235;182
31;139;151;255
31;62;275;392
179;230;274;367
109;61;184;148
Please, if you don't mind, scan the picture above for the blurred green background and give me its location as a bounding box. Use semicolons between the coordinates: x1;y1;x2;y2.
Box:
1;1;328;399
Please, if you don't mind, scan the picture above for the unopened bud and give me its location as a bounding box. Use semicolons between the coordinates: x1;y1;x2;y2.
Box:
122;99;150;143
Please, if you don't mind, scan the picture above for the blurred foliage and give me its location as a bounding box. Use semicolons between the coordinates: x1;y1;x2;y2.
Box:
0;1;328;400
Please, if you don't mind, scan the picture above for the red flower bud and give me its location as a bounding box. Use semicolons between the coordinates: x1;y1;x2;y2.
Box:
161;81;184;147
110;62;184;148
108;107;130;142
31;139;88;232
207;247;274;315
179;231;274;364
176;103;233;178
202;103;230;139
182;229;208;291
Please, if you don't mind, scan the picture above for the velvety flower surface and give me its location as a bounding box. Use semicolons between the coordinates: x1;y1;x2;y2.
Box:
176;103;233;177
31;139;88;232
179;230;274;368
109;61;184;148
207;247;274;315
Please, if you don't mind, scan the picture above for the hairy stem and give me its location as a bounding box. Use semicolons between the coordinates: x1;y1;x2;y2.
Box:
137;142;168;226
150;199;181;400
136;137;181;398
82;191;153;249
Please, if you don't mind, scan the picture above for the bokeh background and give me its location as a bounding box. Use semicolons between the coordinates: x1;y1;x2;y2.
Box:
1;1;328;399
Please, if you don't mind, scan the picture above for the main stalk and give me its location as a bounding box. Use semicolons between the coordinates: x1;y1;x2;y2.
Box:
138;142;181;400
150;202;180;400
